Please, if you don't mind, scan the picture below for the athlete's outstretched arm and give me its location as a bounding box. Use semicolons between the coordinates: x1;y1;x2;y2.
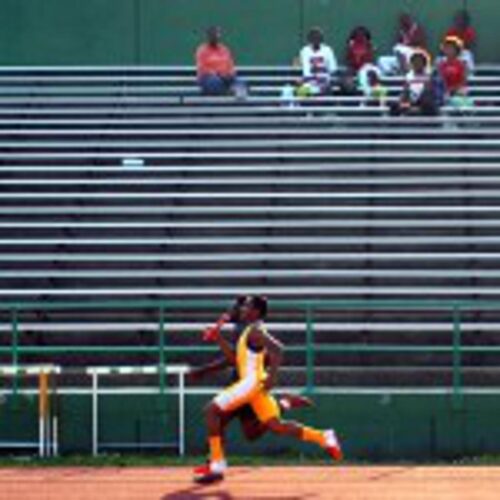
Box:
188;357;230;381
214;333;236;365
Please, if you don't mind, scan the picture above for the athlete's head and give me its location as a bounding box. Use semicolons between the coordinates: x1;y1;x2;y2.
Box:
240;295;268;322
228;295;248;322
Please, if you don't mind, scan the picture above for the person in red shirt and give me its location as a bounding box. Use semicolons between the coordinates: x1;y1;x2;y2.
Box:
378;13;426;75
346;26;374;74
397;13;426;48
446;10;475;50
196;26;243;96
439;37;467;97
445;10;476;73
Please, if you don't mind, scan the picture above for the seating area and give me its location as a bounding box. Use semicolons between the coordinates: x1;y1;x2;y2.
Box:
2;65;500;388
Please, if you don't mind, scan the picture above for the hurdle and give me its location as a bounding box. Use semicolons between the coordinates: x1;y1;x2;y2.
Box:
86;364;189;457
0;364;60;457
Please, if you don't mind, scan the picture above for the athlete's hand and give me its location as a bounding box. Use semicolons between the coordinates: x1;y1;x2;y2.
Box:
187;366;204;382
202;313;230;342
202;325;220;342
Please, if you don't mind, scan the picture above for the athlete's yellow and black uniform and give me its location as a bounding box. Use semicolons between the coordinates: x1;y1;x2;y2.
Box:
214;321;281;423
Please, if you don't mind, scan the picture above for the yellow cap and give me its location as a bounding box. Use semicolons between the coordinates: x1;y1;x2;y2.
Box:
443;35;464;51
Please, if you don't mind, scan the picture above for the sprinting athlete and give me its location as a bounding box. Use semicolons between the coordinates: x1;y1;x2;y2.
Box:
189;295;313;443
194;295;342;484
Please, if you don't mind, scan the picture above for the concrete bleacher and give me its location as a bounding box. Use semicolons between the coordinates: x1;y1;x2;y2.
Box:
1;65;500;387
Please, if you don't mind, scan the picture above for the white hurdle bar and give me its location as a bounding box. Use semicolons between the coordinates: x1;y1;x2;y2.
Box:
0;364;60;457
85;365;189;457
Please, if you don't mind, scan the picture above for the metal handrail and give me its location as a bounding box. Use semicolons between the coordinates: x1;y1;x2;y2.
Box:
0;298;499;402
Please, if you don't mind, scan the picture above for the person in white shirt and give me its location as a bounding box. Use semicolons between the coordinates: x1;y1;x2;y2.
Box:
390;50;437;116
297;27;337;96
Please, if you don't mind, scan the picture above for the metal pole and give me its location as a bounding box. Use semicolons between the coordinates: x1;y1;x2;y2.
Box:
51;369;59;457
39;414;44;457
91;371;99;456
52;415;58;457
11;309;19;396
158;308;168;452
305;306;315;393
452;306;463;407
159;307;166;396
179;370;185;457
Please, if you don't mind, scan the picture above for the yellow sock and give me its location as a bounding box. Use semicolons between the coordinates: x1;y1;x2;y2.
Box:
209;436;225;462
301;426;326;447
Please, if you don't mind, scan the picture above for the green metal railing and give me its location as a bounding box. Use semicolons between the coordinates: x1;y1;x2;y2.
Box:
2;298;500;404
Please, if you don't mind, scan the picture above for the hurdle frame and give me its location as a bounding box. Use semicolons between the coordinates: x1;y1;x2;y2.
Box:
86;364;189;457
0;364;60;457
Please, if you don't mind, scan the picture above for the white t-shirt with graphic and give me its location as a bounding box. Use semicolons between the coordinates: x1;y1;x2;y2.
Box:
405;70;430;102
300;44;337;87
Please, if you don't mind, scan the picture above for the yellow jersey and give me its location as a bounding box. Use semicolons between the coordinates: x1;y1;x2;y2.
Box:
236;322;267;383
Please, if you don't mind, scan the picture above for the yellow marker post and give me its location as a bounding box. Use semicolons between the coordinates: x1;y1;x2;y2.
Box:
38;371;49;457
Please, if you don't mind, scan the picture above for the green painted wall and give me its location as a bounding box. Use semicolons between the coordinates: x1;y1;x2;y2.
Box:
0;0;497;65
137;0;302;66
2;392;500;459
0;0;136;65
180;393;500;460
469;0;500;63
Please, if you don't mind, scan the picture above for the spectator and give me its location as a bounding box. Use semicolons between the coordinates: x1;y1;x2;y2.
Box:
445;10;475;73
390;50;437;116
196;26;245;97
397;12;426;47
378;13;426;75
296;27;338;96
346;26;374;74
439;36;471;109
358;64;388;106
336;73;361;97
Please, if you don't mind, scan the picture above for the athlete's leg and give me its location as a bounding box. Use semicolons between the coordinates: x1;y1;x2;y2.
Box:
204;401;226;463
238;393;313;442
238;405;268;441
207;376;260;452
251;391;343;461
266;417;319;443
194;378;259;483
265;417;342;460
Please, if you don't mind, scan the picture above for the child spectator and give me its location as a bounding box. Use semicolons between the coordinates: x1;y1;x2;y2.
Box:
346;26;374;74
390;50;437;116
445;10;475;73
439;36;471;109
358;64;387;106
378;13;426;75
297;27;338;96
196;26;246;97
